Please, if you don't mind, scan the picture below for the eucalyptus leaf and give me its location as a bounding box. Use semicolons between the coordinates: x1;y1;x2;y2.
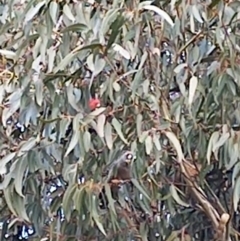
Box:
145;135;153;155
34;77;44;106
142;5;174;27
0;0;238;239
49;1;59;24
131;178;150;201
14;156;28;197
3;187;18;217
105;122;113;149
233;177;240;211
63;4;75;22
112;118;128;144
97;114;106;138
83;131;91;152
170;184;189;207
62;184;77;221
24;1;46;25
65;132;79;157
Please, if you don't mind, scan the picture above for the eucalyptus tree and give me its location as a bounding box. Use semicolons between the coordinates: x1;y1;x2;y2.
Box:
0;0;240;241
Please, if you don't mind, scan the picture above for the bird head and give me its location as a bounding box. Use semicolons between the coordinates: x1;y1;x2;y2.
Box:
118;151;135;166
103;151;136;182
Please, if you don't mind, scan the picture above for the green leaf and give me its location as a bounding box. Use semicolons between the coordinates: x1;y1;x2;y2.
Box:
142;5;174;27
139;131;149;143
104;183;117;216
54;51;76;72
0;153;16;173
73;187;85;213
93;58;106;76
18;137;38;156
0;49;17;61
106;14;126;50
87;55;106;77
206;131;220;164
112;118;128;144
67;84;81;112
49;1;59;24
14;194;30;222
100;8;120;35
233;176;240;211
136;114;142;138
2;90;22;127
65;132;79;157
112;44;131;60
174;63;188;73
116;69;138;82
24;1;46;25
131;178;150;201
91;195;107;236
63;4;75;22
34;77;43;106
105;122;113;149
170;184;190;207
65;115;81;157
3;187;17;217
208;0;222;8
62;164;78;186
14;156;28;197
138;51;148;69
191;5;203;23
83;131;91;152
153;133;161;151
61;23;88;33
130;69;143;95
86;54;95;72
62;184;77;221
165;131;184;163
145;135;153;155
212;131;230;152
138;1;154;9
112;81;121;92
47;46;57;73
188;75;198;106
165;231;179;241
96;114;106;138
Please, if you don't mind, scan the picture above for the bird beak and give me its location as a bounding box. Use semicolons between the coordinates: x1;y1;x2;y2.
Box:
125;158;131;164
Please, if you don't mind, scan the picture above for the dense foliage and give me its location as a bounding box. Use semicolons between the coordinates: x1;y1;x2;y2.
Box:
1;0;240;240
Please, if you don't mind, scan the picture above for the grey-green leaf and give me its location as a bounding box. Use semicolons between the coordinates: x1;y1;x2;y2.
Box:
105;122;113;149
112;118;128;144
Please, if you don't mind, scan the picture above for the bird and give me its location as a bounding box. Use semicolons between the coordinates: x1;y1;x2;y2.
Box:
104;151;135;183
99;151;135;208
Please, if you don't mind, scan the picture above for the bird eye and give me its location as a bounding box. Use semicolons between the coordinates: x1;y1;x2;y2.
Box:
126;153;133;160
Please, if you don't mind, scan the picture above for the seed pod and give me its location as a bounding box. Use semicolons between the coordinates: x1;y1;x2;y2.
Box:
88;98;100;110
